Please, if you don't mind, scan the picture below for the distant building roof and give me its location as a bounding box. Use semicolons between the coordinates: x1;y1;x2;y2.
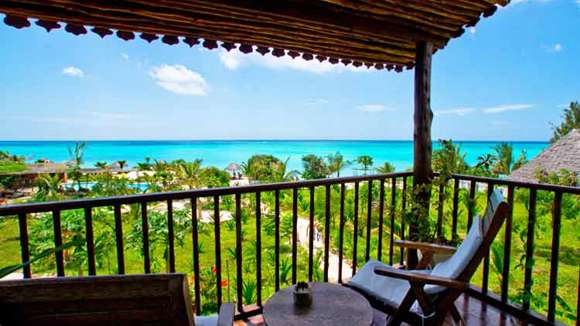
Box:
509;129;580;183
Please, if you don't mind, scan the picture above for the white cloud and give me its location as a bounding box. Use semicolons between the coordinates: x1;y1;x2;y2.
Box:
551;43;563;52
482;104;533;114
434;107;475;116
62;66;84;78
356;104;396;113
218;49;368;74
468;27;477;34
121;53;130;60
149;64;208;96
219;51;243;70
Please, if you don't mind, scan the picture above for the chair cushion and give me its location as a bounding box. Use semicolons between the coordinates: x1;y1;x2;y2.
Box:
195;315;218;326
350;260;424;307
481;190;503;235
427;217;482;294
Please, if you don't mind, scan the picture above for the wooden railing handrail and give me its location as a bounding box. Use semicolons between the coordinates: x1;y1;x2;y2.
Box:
450;173;580;194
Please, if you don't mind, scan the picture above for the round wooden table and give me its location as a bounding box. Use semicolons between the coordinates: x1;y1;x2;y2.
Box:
263;282;373;326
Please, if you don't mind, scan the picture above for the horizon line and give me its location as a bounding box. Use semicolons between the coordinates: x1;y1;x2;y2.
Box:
0;138;549;143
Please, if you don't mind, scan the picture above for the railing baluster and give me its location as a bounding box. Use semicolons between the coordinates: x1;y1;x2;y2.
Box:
377;179;385;261
213;195;222;308
436;182;444;238
522;188;537;311
482;183;494;294
400;177;407;265
352;182;359;276
323;184;331;282
451;178;459;242
389;178;396;265
53;209;64;276
467;180;476;229
338;183;345;284
141;202;151;274
547;191;562;323
84;207;96;276
292;187;298;285
235;193;243;313
113;204;124;275
255;192;262;307
308;187;315;282
167;200;175;273
191;197;201;314
17;213;31;278
501;185;514;304
365;180;372;262
274;190;280;291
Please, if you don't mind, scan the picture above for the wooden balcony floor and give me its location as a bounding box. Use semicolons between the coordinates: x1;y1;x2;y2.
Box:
234;294;523;326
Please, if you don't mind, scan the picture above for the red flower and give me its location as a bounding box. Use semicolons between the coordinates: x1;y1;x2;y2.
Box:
212;266;217;274
221;280;229;288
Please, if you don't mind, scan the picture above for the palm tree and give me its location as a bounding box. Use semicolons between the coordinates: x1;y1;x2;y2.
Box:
117;160;127;170
35;174;62;201
95;161;108;170
551;101;579;143
326;152;350;177
68;142;86;167
136;157;152;171
274;157;298;182
176;160;203;190
474;153;495;176
432;139;468;177
376;162;395;174
67;141;86;191
491;143;513;176
512;150;528;171
356;155;373;175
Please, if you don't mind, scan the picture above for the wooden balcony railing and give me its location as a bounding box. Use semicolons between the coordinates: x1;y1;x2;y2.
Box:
0;172;578;325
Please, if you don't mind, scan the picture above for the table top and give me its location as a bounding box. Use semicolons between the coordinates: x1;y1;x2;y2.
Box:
263;282;373;326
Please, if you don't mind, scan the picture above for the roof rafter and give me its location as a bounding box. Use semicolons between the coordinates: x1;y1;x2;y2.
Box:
0;0;509;70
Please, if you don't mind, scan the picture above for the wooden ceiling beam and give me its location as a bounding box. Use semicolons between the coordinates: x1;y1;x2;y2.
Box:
0;0;508;68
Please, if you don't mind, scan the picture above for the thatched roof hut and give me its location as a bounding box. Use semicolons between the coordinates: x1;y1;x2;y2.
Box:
509;130;580;183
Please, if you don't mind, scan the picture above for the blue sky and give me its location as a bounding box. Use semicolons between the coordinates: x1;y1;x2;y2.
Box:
0;0;578;141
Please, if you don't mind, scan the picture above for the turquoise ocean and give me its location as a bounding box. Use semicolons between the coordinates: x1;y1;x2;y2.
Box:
0;141;547;175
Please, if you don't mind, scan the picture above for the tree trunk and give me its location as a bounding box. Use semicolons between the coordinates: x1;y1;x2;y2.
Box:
409;41;433;268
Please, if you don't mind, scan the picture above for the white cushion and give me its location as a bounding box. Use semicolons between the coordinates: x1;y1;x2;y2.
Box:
350;219;483;308
482;190;503;235
350;260;426;306
426;217;482;293
195;315;218;326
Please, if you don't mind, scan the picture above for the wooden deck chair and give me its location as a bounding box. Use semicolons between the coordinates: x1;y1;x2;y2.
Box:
0;273;234;326
347;190;509;326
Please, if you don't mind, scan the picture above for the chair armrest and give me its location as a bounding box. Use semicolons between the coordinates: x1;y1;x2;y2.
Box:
394;240;456;254
373;267;468;291
217;303;235;326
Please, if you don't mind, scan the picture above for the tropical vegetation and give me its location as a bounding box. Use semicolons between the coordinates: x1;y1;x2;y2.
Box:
0;100;579;323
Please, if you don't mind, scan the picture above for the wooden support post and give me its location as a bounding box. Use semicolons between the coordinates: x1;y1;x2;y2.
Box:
409;41;433;268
